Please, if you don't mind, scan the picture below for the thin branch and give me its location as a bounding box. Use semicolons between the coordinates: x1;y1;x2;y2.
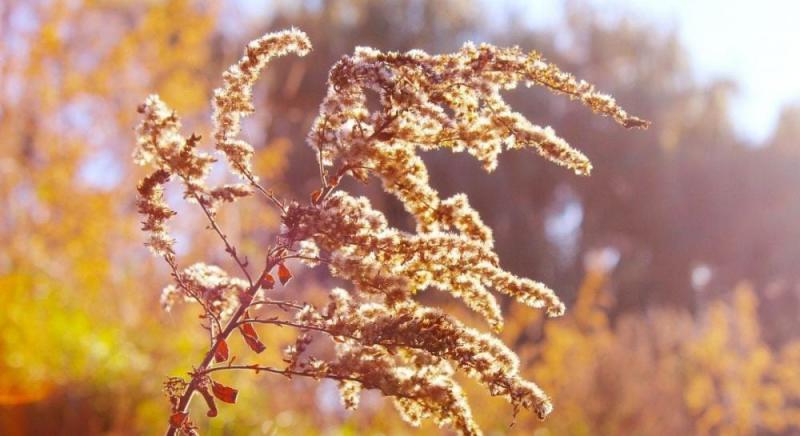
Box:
189;190;254;287
234;161;285;212
164;254;222;342
248;299;306;311
237;318;342;337
198;364;361;384
315;117;331;190
282;254;331;264
237;317;439;352
151;146;256;287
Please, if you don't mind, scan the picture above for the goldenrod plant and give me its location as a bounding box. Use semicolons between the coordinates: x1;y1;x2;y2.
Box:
134;28;647;435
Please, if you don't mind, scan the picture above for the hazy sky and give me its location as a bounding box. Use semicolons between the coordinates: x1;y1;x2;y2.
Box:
512;0;800;143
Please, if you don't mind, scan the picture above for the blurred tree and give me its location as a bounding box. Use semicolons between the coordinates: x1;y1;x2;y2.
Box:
0;0;283;433
530;266;800;435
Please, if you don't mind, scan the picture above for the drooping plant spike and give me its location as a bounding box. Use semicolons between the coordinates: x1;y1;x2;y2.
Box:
134;28;647;436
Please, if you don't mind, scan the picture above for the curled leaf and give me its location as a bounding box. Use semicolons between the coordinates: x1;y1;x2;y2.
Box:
214;338;229;363
239;322;266;353
198;386;218;417
211;381;239;404
278;263;292;285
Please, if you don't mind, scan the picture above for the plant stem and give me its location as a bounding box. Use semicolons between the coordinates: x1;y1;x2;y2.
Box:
164;265;271;436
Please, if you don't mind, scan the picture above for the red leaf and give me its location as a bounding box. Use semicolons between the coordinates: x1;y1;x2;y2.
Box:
310;189;321;204
239;323;266;353
213;338;229;363
211;381;238;404
198;387;218;418
278;263;292;285
243;333;266;353
169;411;188;427
260;273;275;290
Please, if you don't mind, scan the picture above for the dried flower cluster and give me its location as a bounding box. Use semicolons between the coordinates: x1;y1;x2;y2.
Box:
160;263;248;319
134;28;646;436
212;30;311;179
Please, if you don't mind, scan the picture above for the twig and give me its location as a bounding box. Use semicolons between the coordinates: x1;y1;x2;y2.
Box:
164;254;222;343
234;162;285;212
189;190;254;287
198;364;361;384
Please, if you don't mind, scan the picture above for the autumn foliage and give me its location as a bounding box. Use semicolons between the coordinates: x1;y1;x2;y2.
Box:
5;2;800;436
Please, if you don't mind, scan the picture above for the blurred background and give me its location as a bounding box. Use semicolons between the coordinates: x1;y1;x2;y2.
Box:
2;0;800;434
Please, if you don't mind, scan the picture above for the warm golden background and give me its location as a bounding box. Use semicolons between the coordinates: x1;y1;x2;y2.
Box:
2;0;800;434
